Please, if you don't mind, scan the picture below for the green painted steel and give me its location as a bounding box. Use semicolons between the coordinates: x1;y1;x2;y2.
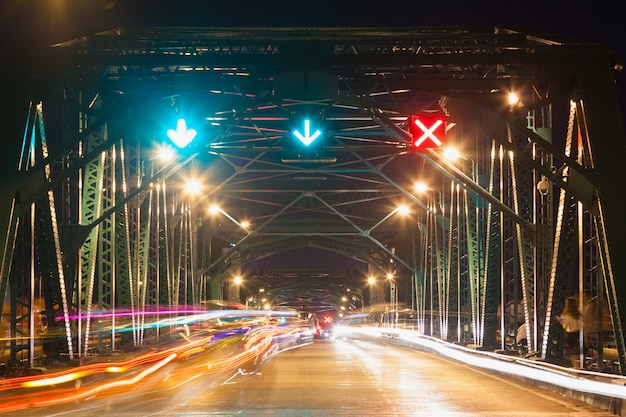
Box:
0;27;624;377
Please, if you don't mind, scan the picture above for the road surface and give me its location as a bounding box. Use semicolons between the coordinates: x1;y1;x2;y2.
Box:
5;336;619;416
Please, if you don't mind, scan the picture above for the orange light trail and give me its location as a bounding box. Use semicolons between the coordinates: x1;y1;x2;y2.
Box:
0;320;299;414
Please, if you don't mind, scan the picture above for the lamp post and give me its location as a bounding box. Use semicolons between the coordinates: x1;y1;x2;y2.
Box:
209;204;250;232
183;179;203;307
368;276;376;306
387;273;397;329
207;205;250;302
233;275;242;304
361;204;413;320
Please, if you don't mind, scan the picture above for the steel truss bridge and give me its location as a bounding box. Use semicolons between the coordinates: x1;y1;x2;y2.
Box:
1;26;625;375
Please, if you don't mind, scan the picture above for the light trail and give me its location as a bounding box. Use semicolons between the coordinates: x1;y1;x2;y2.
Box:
0;313;304;414
336;325;626;400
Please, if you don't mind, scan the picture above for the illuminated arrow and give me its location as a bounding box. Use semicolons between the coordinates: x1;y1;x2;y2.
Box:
293;119;321;146
167;118;197;148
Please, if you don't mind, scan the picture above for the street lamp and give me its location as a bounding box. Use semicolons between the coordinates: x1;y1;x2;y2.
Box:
508;91;521;111
442;146;481;191
368;276;376;306
206;205;251;303
184;179;202;195
183;178;203;307
208;204;250;232
362;204;415;275
387;273;397;329
155;145;175;162
367;204;409;234
233;275;243;303
414;181;444;215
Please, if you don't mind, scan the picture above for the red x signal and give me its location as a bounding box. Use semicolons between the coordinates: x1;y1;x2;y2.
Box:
409;115;446;150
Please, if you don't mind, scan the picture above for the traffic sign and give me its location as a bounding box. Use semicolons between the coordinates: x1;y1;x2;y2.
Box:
167;118;197;148
293;119;322;147
409;114;446;150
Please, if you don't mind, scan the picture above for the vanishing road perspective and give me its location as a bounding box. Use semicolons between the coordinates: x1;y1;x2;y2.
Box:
2;26;626;416
2;324;622;416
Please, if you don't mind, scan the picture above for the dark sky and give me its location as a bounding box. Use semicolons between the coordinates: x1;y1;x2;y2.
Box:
2;1;623;98
0;0;623;53
0;0;623;91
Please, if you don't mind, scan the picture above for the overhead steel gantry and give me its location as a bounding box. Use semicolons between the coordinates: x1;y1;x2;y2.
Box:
0;26;625;375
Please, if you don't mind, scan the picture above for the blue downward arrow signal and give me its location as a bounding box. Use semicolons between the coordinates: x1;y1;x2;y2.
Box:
167;119;197;148
293;119;321;146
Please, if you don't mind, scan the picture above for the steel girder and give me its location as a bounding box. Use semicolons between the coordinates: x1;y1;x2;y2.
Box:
0;27;625;374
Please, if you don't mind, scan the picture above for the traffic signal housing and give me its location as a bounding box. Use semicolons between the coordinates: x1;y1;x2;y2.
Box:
409;114;446;150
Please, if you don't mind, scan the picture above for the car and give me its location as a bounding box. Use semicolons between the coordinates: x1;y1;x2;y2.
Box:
315;314;335;339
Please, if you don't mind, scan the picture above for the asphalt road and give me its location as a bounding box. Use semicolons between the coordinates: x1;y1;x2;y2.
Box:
5;336;619;417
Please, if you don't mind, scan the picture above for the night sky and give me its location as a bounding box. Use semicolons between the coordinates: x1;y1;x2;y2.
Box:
2;0;624;106
0;1;623;51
